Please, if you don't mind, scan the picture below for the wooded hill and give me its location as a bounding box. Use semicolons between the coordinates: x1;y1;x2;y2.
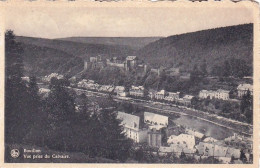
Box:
137;24;253;72
57;37;162;50
14;23;253;76
15;36;137;76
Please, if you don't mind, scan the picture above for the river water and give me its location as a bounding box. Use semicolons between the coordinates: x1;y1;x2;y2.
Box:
173;115;234;140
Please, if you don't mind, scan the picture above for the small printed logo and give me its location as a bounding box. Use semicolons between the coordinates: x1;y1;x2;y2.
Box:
10;149;20;158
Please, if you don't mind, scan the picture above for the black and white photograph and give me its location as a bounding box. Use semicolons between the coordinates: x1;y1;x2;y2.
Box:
2;1;259;165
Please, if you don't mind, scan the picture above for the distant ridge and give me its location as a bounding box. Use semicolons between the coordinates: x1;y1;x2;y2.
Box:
16;36;135;58
57;37;162;50
137;23;253;71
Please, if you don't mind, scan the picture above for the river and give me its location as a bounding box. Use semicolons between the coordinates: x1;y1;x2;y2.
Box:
172;115;234;140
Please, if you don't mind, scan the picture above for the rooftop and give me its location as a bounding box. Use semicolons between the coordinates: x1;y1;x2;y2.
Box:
117;111;140;131
237;83;253;91
126;56;137;60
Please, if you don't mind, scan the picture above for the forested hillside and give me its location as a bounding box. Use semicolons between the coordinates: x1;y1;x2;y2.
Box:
57;37;162;50
16;24;253;77
20;43;84;76
137;24;253;72
16;36;135;59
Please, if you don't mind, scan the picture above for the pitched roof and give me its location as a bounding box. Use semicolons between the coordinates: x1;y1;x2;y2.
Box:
156;90;166;95
149;125;165;131
203;137;218;143
39;88;50;93
170;144;195;154
226;147;241;158
214;145;228;157
126;56;137;60
117;112;140;131
196;142;215;156
130;85;144;90
237;84;253;91
186;129;205;139
144;112;168;126
216;89;230;93
168;134;195;149
183;95;194;100
115;86;125;91
196;142;240;158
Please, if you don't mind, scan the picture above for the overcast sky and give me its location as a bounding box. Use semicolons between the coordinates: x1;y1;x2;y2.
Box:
5;6;254;39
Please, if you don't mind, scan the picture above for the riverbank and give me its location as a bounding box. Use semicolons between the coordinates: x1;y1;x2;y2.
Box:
70;87;253;138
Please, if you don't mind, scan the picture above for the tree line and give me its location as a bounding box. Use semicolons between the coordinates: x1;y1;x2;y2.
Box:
5;30;133;162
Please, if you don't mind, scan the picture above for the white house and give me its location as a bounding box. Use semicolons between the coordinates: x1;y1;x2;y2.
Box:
144;112;168;126
182;95;194;106
129;85;145;97
114;86;128;97
199;89;229;100
39;88;50;98
43;73;64;82
237;84;253;98
155;90;166;100
167;134;196;150
199;90;215;99
196;142;241;160
215;89;230;100
117;112;148;143
164;92;180;102
98;85;114;93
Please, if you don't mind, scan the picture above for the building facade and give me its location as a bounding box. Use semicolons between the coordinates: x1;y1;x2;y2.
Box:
199;89;230;100
125;56;137;71
117;112;148;143
237;84;253;98
129;85;145;97
164;92;180;102
155;90;166;100
167;134;196;150
148;128;162;147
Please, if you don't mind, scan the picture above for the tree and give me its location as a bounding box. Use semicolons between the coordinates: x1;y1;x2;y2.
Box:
200;59;208;77
5;30;31;144
24;76;48;146
190;64;202;84
240;149;247;163
240;90;253;123
44;78;76;151
223;60;231;77
99;109;133;162
46;77;75;121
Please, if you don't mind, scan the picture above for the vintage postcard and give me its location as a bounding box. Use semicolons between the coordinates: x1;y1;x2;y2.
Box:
0;0;259;167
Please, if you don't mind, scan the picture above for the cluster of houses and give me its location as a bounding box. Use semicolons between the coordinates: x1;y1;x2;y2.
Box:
116;111;169;145
198;83;253;101
116;111;252;163
76;79;196;106
149;89;194;106
77;77;253;107
42;73;64;82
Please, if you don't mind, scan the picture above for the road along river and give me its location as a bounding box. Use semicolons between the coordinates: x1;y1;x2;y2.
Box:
39;84;252;140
